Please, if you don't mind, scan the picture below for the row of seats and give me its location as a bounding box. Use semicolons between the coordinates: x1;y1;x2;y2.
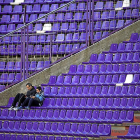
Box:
0;134;87;140
0;12;87;23
0;22;88;33
0;3;139;16
105;42;140;53
43;85;140;97
67;63;140;75
1;33;86;44
0;73;21;84
0;108;133;123
12;97;139;110
0;20;133;34
0;0;13;3
0;120;111;137
0;20;130;34
0;17;133;32
21;0;140;9
6;97;140;110
83;52;140;64
0;44;85;55
0;61;50;72
46;74;129;86
0;3;87;14
117;125;140;138
94;9;139;20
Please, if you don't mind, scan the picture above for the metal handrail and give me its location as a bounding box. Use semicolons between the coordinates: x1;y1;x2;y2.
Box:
0;0;76;39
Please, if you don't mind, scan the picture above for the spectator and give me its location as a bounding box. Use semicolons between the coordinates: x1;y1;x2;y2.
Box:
8;83;36;110
17;86;44;110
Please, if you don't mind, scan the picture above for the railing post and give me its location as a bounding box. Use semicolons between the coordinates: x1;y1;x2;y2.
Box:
23;28;26;80
24;5;27;25
86;0;89;47
49;34;52;63
91;0;94;44
26;26;29;79
20;29;23;81
89;0;91;40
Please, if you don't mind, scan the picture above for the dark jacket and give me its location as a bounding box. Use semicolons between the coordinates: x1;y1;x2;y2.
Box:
26;86;36;97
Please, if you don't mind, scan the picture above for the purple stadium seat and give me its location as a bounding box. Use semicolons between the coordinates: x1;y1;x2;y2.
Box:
132;9;139;18
65;44;72;54
105;54;113;63
94;21;101;30
58;44;66;54
134;43;140;51
14;73;22;82
50;4;58;11
36;61;44;70
69;23;78;31
116;20;124;28
101;11;109;20
65;13;73;20
94;32;102;40
94;12;101;20
1;15;10;22
117;43;125;52
41;4;49;12
7;24;15;32
97;53;105;63
29;36;38;43
34;24;42;31
77;2;86;10
74;12;83;20
11;14;20;23
116;10;124;18
125;43;133;52
52;23;60;31
3;5;12;13
109;11;116;19
29;14;38;22
68;65;77;74
125;20;132;25
95;2;103;10
0;25;7;33
33;4;40;12
0;61;5;70
79;22;86;31
61;23;69;31
60;4;67;11
130;0;138;7
56;13;65;21
132;74;140;83
13;5;22;13
56;34;65;42
104;1;114;10
124;10;131;18
26;5;32;12
20;15;29;22
115;1;123;9
68;3;76;10
64;76;72;85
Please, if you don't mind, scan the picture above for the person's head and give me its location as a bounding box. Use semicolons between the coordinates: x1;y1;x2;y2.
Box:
26;83;33;91
36;86;42;93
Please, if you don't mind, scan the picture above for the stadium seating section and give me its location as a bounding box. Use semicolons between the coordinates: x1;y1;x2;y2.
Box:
0;0;140;139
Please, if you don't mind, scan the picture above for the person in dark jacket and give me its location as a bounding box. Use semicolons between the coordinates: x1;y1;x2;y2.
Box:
8;83;36;110
17;86;44;110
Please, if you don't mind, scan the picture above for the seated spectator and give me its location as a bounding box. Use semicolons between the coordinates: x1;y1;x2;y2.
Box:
8;83;36;110
17;86;44;110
